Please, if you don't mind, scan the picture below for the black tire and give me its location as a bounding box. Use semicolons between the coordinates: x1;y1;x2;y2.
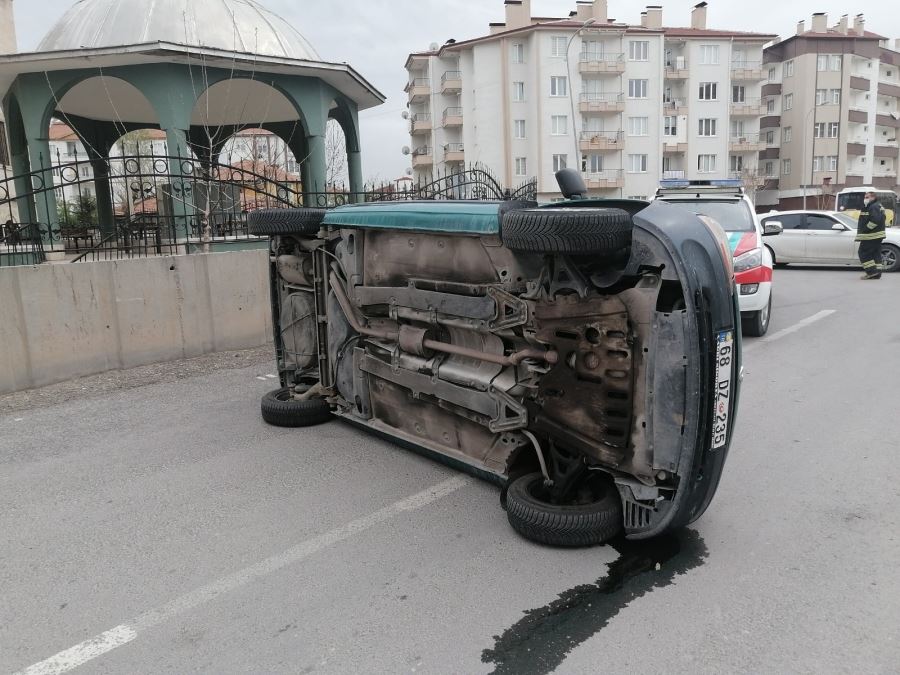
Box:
881;244;900;273
248;208;326;237
502;208;633;255
261;387;333;428
505;472;623;547
742;291;772;338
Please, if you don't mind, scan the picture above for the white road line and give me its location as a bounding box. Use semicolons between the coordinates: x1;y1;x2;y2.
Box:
745;310;836;351
15;475;472;675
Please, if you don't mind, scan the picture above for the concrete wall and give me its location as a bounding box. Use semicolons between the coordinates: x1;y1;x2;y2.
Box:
0;250;273;394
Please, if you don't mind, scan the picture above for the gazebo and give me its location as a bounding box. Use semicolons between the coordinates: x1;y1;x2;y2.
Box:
0;0;384;257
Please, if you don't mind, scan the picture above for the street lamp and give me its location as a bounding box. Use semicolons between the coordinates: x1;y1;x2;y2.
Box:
565;18;598;166
802;106;816;210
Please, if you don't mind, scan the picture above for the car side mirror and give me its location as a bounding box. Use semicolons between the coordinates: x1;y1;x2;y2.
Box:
832;222;846;231
762;221;783;237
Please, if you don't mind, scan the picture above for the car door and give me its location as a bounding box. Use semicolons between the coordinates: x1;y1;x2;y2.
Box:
763;213;806;262
804;213;856;263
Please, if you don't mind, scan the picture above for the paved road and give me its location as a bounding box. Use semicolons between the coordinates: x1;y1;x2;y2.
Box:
2;268;899;675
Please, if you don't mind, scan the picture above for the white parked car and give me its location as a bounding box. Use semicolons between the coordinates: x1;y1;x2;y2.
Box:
760;210;900;273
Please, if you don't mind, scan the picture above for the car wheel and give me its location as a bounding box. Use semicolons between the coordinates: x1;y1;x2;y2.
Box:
261;386;333;428
505;472;623;547
501;208;633;255
765;245;787;268
742;291;772;338
248;208;327;236
881;244;900;273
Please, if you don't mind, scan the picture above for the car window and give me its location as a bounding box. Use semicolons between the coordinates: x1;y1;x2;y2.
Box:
806;214;839;231
767;213;805;230
664;200;755;232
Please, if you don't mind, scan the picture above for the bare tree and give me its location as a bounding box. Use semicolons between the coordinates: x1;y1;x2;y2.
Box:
325;119;348;188
740;166;769;206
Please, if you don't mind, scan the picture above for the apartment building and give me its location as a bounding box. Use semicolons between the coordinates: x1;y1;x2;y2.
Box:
760;13;900;210
404;0;775;201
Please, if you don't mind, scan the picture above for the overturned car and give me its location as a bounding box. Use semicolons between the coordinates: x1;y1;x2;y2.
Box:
250;171;741;546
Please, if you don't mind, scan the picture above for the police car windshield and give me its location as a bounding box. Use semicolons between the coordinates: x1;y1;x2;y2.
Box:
664;200;755;232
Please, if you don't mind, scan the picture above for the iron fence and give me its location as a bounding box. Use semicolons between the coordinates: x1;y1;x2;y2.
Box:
0;149;536;266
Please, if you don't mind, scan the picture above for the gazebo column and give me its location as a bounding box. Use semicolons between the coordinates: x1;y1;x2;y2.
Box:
279;81;332;207
91;159;116;239
163;127;195;247
348;150;363;202
305;132;327;202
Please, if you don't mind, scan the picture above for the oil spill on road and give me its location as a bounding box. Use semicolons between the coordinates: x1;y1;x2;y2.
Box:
481;529;708;675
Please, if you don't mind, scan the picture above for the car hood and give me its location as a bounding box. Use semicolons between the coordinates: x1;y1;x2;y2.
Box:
725;231;758;257
885;229;900;245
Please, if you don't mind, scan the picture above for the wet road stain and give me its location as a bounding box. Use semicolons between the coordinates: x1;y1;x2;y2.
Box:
481;529;708;675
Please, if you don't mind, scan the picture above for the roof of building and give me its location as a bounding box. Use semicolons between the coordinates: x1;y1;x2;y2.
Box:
794;29;885;40
663;27;778;39
38;0;320;61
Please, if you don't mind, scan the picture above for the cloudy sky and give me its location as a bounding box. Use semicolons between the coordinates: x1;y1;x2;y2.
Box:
13;0;900;183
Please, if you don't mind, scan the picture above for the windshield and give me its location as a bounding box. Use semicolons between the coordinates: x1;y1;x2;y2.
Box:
663;199;756;232
838;191;898;212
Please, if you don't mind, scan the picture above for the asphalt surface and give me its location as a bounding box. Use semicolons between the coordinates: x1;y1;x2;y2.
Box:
2;267;899;675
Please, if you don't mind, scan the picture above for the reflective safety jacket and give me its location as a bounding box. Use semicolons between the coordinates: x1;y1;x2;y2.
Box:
856;200;887;242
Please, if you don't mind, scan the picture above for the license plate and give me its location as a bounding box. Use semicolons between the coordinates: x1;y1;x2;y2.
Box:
711;331;734;450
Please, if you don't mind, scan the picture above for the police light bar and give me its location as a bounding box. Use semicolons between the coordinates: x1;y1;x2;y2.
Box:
709;179;744;188
659;179;690;188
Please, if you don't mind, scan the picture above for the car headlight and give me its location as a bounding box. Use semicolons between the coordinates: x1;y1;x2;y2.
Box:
733;248;762;273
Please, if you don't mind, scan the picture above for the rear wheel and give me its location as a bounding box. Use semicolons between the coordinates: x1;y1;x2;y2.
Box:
881;244;900;273
261;386;332;428
248;208;326;237
505;472;623;547
502;208;633;255
742;291;772;338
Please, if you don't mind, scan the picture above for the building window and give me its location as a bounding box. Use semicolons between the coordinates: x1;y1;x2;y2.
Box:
828;155;838;171
550;76;568;97
700;45;720;65
731;120;745;137
551;115;568;136
512;43;525;64
628;79;648;98
813;156;824;172
628;117;649;136
782;159;791;175
698;82;718;101
514;119;526;139
582;154;603;173
697;154;717;173
767;99;775;114
629;41;649;61
515;157;527;176
783;127;792;142
768;68;776;82
766;130;775;145
732;85;746;103
783;60;795;77
831;89;841;104
730;155;744;173
66;141;78;156
513;81;525;101
817;55;829;72
627;154;649;173
784;93;793;110
814;122;825;138
831;55;842;71
664;116;678;136
828;122;840;137
698;118;718;136
551;36;568;58
765;160;774;176
553;154;568;172
816;89;827;105
80;165;91;178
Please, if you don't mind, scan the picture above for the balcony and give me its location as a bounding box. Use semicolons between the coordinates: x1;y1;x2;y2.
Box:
663;141;688;154
440;71;462;94
579;92;625;113
579;131;624;152
731;98;765;116
584;170;624;189
410;113;432;134
847;142;867;156
663;98;688;115
729;134;766;152
664;61;689;80
443;143;465;163
411;146;433;168
849;109;869;123
579;53;625;75
405;78;431;102
731;60;764;80
850;76;871;92
442;107;463;127
662;170;686;179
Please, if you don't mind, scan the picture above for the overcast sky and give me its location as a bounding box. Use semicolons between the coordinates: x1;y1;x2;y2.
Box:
13;0;900;183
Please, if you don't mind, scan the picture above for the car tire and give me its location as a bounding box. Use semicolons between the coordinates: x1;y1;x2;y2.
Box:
505;472;623;547
501;208;633;255
248;208;326;237
261;387;333;428
881;244;900;273
742;291;772;338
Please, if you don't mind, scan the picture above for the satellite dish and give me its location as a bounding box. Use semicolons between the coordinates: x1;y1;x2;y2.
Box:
401;111;409;120
401;146;411;156
429;42;440;51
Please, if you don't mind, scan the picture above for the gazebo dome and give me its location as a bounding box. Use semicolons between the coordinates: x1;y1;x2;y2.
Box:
37;0;320;61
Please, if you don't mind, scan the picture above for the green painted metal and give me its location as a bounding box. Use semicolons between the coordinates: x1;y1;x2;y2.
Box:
323;201;505;234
